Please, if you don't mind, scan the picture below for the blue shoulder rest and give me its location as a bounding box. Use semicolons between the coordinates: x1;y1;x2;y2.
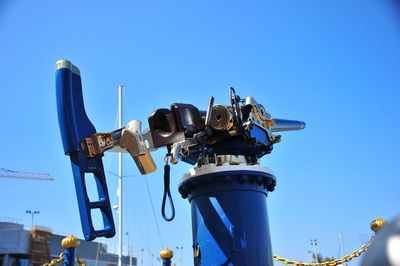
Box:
55;59;115;241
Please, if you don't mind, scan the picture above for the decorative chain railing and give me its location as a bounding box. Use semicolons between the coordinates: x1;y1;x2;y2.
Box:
75;255;86;266
43;235;86;266
43;252;86;266
273;242;370;266
273;217;387;266
43;252;65;266
44;218;387;266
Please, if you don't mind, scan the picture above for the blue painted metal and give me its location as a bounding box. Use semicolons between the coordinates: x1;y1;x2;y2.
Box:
56;61;115;241
161;258;172;266
63;247;76;266
179;168;275;266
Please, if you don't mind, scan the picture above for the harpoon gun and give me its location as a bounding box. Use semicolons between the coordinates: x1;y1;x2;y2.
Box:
80;88;305;167
56;59;305;241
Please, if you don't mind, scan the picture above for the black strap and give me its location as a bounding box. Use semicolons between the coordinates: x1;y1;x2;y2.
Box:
161;163;175;221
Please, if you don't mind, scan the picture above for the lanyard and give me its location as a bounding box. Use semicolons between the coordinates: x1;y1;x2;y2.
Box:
161;161;175;221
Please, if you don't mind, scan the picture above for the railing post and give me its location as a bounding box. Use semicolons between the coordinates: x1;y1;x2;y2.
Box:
160;248;174;266
61;235;80;266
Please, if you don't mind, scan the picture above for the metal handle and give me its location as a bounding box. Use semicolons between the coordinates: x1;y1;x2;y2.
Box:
56;60;115;241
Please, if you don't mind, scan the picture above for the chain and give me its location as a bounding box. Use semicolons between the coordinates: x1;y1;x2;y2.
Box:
43;252;65;266
273;242;370;266
76;254;86;266
43;252;86;266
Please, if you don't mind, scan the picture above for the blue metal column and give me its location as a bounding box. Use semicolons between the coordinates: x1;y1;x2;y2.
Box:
162;258;172;266
179;165;276;266
63;248;76;266
61;235;81;266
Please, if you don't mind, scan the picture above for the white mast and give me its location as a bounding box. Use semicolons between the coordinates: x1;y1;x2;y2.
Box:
118;84;124;266
339;232;346;266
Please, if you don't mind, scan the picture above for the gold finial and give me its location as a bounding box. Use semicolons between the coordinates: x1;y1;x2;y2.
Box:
61;235;80;248
160;248;174;259
370;218;387;233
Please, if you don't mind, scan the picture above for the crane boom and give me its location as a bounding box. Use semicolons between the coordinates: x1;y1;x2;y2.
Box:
0;168;54;181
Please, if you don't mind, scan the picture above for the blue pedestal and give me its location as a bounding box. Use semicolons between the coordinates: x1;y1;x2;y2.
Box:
179;165;276;266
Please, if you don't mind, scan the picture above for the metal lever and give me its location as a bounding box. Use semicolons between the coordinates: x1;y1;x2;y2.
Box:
79;120;157;174
120;120;157;175
205;96;214;129
56;60;115;241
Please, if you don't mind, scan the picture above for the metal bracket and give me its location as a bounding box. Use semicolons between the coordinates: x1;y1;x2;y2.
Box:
120;120;157;175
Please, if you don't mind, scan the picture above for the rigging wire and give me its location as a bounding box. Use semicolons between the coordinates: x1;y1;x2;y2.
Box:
102;107;120;257
103;109;119;174
122;90;133;125
123;182;151;252
143;175;165;249
139;174;154;258
119;84;161;264
119;84;164;263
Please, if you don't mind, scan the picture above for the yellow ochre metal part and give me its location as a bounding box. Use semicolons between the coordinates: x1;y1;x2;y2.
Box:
55;59;81;75
75;255;86;266
43;252;65;266
273;218;386;265
245;97;275;128
245;97;281;143
273;243;370;266
61;234;80;249
43;235;86;265
370;217;387;232
160;248;174;259
120;121;157;175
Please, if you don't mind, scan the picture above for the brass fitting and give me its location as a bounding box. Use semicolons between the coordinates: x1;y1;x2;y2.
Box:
61;235;80;249
370;218;387;233
160;248;174;259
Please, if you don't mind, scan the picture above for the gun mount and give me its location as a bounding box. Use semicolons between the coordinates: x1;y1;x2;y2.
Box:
56;59;305;265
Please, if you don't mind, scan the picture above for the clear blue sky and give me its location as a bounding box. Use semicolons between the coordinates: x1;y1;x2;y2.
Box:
1;0;400;265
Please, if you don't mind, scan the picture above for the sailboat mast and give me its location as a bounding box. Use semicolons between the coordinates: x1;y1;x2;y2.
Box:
339;232;346;266
118;84;124;266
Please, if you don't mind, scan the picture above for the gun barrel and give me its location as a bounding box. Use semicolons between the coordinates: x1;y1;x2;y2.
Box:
271;119;306;132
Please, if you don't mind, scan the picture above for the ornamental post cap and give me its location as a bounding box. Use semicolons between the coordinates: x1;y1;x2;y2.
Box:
370;218;387;232
160;248;174;259
61;234;80;248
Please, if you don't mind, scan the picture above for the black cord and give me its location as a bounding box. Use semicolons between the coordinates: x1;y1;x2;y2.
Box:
230;87;241;125
161;163;175;221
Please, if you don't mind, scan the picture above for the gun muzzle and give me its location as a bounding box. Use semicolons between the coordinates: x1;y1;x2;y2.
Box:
271;119;306;132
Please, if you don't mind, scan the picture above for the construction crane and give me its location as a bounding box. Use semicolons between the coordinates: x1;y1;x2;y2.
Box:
0;168;54;181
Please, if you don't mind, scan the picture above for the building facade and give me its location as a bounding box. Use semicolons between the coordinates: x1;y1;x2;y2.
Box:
0;222;136;266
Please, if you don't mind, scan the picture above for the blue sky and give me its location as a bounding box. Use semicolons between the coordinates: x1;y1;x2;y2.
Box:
0;0;400;265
